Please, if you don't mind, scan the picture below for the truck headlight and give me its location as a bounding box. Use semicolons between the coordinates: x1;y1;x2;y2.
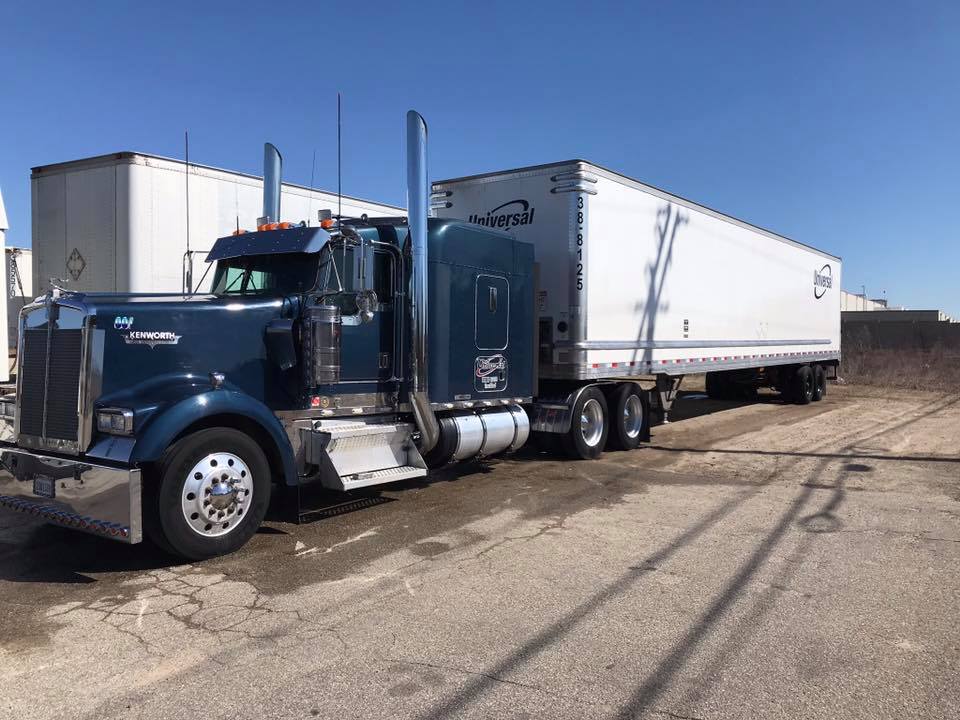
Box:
96;408;134;436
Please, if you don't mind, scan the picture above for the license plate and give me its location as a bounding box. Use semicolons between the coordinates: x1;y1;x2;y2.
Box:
33;476;56;499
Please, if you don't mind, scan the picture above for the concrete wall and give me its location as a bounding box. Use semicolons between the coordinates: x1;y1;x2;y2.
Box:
843;319;960;351
843;310;952;323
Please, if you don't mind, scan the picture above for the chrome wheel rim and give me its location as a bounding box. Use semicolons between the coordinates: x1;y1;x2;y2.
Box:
181;452;252;538
579;398;605;447
623;394;644;439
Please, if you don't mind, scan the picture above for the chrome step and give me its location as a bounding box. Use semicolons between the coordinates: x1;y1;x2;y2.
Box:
305;419;427;491
339;465;426;491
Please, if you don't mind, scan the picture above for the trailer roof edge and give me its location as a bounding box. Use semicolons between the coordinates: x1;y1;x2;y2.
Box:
30;151;405;212
435;159;842;263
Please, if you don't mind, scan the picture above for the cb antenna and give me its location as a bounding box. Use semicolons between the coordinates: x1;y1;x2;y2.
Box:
183;129;193;294
337;91;342;230
307;148;317;226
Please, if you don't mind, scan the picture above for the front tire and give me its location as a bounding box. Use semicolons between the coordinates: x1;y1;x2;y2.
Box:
148;428;271;560
562;386;609;460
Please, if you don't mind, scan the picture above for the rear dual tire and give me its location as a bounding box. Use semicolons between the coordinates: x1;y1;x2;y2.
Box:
792;365;815;405
812;364;827;401
562;387;609;460
606;383;647;451
782;364;825;405
559;383;649;459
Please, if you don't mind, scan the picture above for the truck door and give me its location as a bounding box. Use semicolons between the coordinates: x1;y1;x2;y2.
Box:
476;274;509;350
318;243;397;384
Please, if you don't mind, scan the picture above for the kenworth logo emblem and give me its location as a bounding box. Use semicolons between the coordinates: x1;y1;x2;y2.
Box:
113;315;134;330
814;264;833;299
468;200;536;230
122;330;182;348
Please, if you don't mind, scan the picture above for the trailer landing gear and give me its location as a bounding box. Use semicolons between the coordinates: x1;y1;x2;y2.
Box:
651;374;683;425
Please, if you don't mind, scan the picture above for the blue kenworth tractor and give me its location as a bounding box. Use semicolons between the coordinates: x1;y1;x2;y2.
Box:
0;111;675;559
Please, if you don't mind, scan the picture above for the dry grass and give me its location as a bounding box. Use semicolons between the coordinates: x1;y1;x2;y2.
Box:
841;346;960;391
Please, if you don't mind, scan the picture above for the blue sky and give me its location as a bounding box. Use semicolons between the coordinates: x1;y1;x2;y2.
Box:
2;1;957;315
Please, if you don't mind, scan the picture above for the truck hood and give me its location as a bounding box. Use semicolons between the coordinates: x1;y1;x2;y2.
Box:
78;293;298;409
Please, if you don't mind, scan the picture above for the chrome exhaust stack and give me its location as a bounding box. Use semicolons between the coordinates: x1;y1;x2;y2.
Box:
259;142;282;226
406;110;440;452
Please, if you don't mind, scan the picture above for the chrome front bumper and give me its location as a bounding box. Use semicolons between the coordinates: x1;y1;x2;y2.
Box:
0;447;141;543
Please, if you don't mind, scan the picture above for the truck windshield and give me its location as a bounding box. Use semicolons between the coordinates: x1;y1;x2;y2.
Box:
210;254;319;296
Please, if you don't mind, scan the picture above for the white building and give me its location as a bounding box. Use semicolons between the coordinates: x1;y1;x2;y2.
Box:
31;152;403;295
840;290;888;312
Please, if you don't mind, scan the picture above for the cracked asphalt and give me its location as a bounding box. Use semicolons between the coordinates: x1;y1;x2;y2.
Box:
1;382;958;719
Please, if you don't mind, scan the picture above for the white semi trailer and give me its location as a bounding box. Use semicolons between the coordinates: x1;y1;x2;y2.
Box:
434;160;841;454
30;152;402;297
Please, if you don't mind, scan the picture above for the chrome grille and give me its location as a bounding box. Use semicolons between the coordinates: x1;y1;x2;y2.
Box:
17;328;47;437
45;330;83;440
15;301;90;453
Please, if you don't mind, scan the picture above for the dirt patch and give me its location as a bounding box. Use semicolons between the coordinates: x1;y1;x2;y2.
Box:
841;345;960;390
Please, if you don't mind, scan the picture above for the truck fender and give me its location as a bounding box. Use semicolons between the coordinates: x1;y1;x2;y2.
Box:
129;390;298;486
529;385;595;434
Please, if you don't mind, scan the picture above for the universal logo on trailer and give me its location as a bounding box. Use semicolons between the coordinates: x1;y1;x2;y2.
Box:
468;200;536;230
814;264;833;299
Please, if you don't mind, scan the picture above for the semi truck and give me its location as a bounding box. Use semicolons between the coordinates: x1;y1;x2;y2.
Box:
0;111;840;559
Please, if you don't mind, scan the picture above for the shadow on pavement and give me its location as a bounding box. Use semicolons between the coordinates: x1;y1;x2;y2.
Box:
417;393;955;719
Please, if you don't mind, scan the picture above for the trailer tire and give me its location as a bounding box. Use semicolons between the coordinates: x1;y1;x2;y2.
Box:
812;364;826;401
607;383;647;451
793;365;814;405
562;386;609;460
148;428;271;560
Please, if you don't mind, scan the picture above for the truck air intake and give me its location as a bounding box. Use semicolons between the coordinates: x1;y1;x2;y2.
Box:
261;143;282;226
